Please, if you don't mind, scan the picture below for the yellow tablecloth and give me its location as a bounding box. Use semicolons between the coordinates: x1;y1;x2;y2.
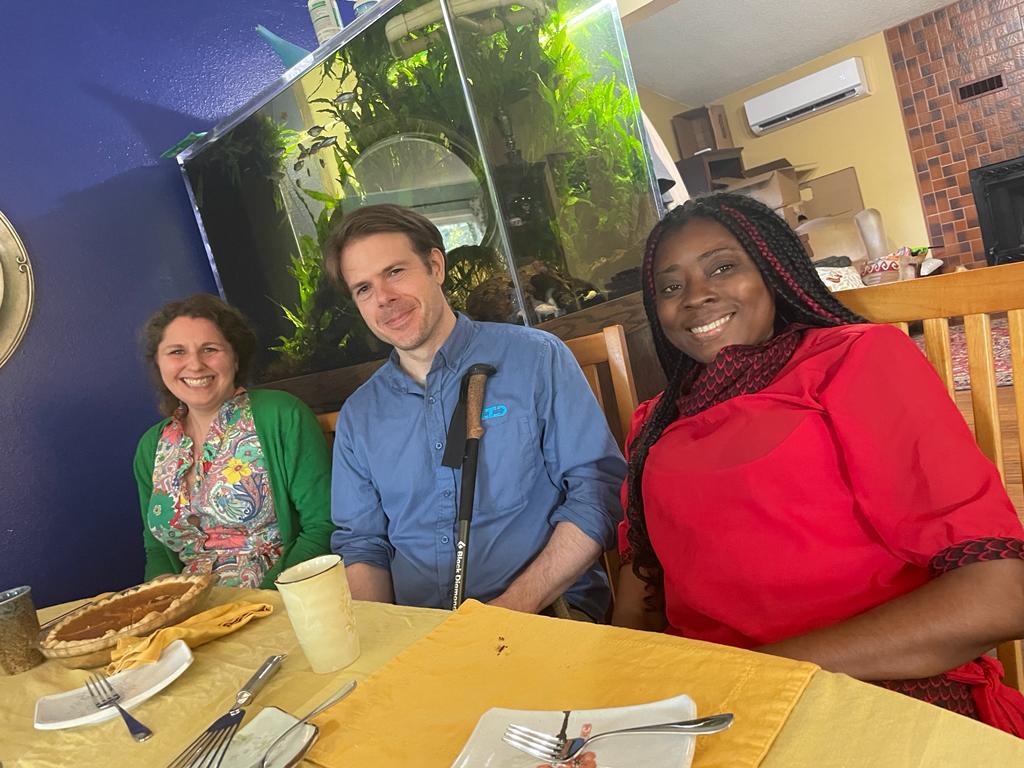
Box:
2;587;1022;767
307;599;816;768
2;587;446;767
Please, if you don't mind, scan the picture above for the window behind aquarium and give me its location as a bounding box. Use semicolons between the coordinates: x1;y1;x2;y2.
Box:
180;0;660;383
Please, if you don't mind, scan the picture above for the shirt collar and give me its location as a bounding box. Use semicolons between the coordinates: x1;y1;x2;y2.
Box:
382;313;476;392
172;388;248;424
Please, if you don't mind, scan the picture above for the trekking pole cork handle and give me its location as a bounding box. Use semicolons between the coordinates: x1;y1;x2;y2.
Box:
464;364;496;440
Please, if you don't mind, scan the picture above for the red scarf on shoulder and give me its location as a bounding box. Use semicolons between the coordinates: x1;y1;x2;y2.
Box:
676;324;805;417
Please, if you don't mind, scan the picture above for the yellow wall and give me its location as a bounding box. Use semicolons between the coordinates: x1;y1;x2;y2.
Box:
638;86;688;161
717;32;927;249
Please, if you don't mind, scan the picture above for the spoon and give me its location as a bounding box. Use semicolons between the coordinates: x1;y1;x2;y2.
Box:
259;680;357;768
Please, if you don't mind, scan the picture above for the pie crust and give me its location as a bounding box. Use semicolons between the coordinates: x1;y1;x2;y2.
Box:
38;574;214;667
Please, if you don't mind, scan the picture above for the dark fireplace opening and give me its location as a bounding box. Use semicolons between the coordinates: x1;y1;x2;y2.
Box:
969;156;1024;266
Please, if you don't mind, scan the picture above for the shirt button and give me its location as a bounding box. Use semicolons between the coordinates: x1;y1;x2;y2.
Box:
434;441;443;450
428;396;436;404
443;490;452;498
441;535;450;544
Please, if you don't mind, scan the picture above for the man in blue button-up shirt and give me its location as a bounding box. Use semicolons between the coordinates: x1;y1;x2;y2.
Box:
323;204;626;620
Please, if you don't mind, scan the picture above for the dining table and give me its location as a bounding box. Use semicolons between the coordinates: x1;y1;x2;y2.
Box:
3;585;1024;767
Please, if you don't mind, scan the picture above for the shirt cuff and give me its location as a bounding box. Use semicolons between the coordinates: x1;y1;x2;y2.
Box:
550;499;616;550
929;537;1024;577
330;532;393;571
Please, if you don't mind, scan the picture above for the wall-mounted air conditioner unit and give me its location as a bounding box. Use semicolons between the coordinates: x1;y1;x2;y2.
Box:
744;57;869;136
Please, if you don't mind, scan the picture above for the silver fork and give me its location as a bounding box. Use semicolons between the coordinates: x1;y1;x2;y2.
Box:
502;713;733;765
169;654;285;768
85;672;153;742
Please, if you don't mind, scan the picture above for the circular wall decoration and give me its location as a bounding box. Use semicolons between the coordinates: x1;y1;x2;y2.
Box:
0;211;34;369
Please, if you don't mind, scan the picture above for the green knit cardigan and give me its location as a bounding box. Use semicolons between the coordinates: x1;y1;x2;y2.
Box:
134;389;333;588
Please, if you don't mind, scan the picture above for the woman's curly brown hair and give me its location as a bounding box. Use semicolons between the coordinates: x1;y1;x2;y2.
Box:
140;293;257;416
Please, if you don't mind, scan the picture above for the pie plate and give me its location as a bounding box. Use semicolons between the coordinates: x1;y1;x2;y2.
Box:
450;693;697;768
34;639;193;730
38;574;213;668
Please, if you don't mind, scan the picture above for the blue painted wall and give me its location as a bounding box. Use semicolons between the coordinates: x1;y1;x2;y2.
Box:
0;1;355;606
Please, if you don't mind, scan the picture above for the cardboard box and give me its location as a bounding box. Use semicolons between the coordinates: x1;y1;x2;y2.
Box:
725;167;800;209
799;167;864;219
796;215;868;268
672;105;734;159
775;203;804;229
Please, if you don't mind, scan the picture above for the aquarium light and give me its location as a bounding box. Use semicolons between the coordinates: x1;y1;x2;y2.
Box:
565;0;614;29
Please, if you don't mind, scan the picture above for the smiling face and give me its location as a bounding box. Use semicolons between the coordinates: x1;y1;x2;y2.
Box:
339;231;453;356
652;217;776;364
156;316;239;415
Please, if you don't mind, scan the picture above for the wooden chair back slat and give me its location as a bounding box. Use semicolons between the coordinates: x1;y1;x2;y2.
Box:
1011;309;1024;489
566;325;640;451
893;321;910;335
580;365;605;411
317;411;339;448
999;641;1024;701
964;312;1004;480
838;262;1024;691
922;317;955;399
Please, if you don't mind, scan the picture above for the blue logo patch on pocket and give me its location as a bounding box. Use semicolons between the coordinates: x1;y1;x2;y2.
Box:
481;404;508;421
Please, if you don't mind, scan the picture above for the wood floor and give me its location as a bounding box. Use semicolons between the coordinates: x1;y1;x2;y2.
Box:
954;386;1022;519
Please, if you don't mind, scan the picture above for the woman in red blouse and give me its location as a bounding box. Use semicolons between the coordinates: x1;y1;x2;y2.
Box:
613;192;1024;734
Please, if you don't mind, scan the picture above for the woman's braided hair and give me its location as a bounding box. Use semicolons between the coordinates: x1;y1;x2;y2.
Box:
625;192;865;587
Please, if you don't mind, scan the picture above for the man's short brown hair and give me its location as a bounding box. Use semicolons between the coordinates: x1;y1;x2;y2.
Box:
322;204;446;290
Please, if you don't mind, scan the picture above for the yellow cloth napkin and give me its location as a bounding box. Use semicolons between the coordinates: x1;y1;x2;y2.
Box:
306;600;817;768
106;600;273;674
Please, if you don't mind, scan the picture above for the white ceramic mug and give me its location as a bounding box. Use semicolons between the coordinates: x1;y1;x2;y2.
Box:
275;555;360;673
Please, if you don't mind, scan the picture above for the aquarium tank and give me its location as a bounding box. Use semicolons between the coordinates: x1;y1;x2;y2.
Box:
179;0;662;382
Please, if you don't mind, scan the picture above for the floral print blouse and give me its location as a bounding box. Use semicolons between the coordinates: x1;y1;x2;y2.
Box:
146;391;283;587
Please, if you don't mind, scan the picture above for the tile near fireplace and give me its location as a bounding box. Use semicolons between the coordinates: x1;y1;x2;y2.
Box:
886;0;1024;270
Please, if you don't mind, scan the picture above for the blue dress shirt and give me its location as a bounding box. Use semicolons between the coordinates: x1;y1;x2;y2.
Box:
330;313;626;620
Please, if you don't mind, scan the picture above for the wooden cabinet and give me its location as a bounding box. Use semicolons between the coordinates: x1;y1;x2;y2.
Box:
676;148;744;196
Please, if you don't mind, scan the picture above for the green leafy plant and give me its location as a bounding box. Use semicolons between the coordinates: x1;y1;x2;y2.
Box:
187;115;299;209
270;0;657;374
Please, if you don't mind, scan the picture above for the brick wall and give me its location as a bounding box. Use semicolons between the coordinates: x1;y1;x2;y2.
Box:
885;0;1024;269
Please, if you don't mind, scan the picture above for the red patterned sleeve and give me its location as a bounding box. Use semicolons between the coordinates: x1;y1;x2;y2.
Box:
929;537;1024;576
816;325;1024;568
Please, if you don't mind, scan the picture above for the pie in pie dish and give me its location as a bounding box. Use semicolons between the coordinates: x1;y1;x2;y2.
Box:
38;574;214;668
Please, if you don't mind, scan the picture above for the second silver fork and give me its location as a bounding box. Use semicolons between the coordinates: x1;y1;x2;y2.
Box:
503;713;733;765
85;672;153;742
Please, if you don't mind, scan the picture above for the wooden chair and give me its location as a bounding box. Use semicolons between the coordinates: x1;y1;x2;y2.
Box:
317;324;639;450
565;324;641;451
564;324;640;610
837;261;1024;690
317;411;339;448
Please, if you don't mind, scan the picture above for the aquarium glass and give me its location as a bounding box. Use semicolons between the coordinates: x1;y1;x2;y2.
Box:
180;0;661;382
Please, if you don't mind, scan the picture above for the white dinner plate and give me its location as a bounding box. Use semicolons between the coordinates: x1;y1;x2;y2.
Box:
450;693;697;768
34;639;193;730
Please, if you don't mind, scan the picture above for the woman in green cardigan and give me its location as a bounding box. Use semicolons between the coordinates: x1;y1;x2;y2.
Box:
134;294;332;589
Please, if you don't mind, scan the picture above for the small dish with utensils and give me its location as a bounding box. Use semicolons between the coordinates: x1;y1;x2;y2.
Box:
34;639;193;730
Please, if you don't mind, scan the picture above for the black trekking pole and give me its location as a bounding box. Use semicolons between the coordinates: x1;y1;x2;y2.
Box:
443;363;497;610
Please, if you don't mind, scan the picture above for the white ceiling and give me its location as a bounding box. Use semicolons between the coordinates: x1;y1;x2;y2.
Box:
626;0;952;105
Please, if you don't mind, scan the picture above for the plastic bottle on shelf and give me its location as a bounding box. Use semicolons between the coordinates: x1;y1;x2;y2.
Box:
308;0;343;45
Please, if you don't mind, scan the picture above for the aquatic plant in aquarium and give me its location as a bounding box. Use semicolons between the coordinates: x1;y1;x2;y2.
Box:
179;0;661;382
